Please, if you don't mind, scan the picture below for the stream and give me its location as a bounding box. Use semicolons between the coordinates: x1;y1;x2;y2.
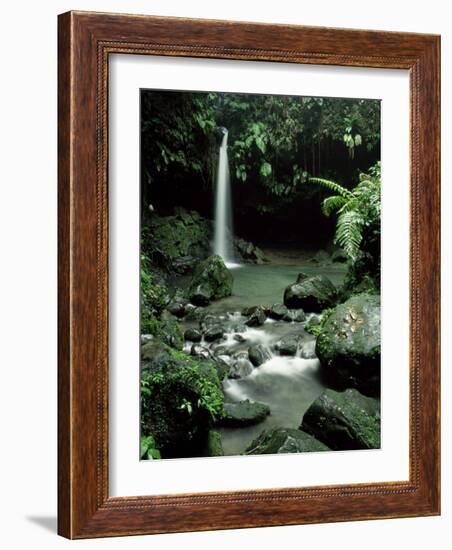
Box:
181;262;346;456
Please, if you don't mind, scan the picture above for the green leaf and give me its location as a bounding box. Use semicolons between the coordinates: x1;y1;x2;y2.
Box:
260;162;272;177
255;136;266;154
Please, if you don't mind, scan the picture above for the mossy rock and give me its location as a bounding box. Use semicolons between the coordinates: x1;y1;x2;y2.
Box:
204;430;224;457
283;274;337;312
245;428;330;455
146;208;213;274
218;400;270;427
188;255;233;304
300;388;380;450
316;294;380;395
159;311;184;350
141;344;224;458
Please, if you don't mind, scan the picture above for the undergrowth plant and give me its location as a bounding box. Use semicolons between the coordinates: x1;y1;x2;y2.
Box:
308;162;381;262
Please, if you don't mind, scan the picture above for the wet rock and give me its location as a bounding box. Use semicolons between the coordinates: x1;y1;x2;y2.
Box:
248;344;272;366
290;309;306;322
211;344;232;356
188;255;233;304
284;274;337;312
245;306;266;327
268;303;289;320
301;388;380;450
275;336;299;356
228;355;253;379
199;314;223;332
204;325;225;342
219;400;270;427
166;302;186;318
141;334;153;345
184;328;202;342
184;304;203;320
316;294;380;395
190;344;211;360
299;340;317;359
245;428;330;454
233;334;246;343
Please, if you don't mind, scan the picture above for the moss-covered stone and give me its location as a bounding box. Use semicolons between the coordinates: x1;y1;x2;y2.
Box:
144;208;213;274
316;294;380;395
245;428;330;455
283;274;337;312
218;400;270;427
188;255;233;304
141;344;224;458
300;388;380;450
205;430;224;457
159;311;183;350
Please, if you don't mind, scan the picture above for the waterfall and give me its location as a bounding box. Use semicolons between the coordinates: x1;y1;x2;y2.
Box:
214;129;237;267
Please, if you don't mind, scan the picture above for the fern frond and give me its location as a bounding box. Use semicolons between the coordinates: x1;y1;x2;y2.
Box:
308;177;354;199
322;195;346;216
334;210;364;260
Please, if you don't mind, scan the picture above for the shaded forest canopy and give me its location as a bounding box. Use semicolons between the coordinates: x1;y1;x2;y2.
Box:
141;89;380;248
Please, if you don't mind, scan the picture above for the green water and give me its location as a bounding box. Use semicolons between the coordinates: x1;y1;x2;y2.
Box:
207;262;346;314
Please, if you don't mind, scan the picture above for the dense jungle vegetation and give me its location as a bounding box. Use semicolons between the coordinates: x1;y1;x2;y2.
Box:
141;91;380;246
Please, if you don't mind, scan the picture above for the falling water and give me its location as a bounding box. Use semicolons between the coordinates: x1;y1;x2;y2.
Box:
214;129;236;267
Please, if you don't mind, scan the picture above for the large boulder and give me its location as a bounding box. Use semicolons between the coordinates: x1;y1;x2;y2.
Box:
300;388;380;450
283;273;337;312
245;428;330;455
219;400;270;427
188;255;233;305
316;294;380;395
145;208;213;274
141;344;224;458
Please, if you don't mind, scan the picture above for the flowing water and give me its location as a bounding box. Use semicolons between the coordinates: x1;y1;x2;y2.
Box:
213;129;237;267
182;262;346;456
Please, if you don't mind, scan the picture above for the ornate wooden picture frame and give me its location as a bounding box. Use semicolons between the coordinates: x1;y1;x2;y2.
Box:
58;11;440;539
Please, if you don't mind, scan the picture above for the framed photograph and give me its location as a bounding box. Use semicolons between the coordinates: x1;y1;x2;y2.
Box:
58;11;440;538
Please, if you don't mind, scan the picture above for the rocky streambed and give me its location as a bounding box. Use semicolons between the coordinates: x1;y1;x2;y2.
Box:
140;253;381;460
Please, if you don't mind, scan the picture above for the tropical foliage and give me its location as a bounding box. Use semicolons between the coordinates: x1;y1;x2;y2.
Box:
141;91;380;219
308;162;381;261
